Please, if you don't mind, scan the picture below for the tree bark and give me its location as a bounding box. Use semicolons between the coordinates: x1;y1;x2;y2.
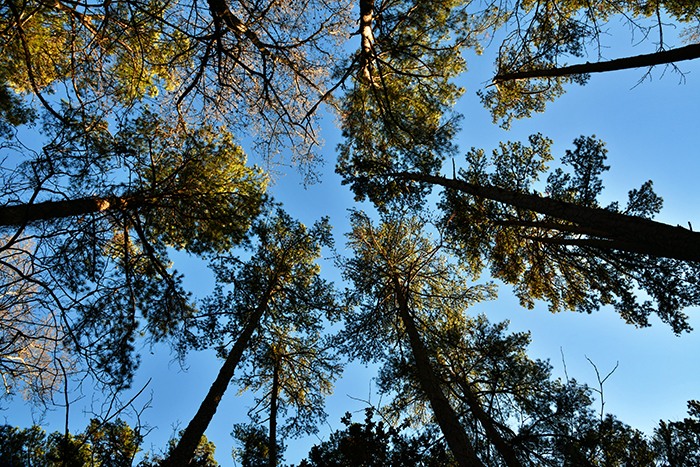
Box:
269;357;280;467
0;195;149;226
454;380;523;467
394;280;486;467
394;172;700;263
161;297;270;467
359;0;375;82
492;43;700;84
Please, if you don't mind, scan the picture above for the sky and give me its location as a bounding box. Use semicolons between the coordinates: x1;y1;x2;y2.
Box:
4;8;700;467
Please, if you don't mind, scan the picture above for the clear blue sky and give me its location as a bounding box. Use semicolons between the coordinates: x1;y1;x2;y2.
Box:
5;13;700;467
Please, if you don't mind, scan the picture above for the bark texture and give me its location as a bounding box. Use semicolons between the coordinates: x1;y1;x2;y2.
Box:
359;0;375;82
395;172;700;263
269;358;279;467
0;195;148;226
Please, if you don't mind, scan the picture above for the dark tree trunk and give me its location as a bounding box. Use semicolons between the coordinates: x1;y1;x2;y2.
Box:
161;299;269;467
493;43;700;84
359;0;375;81
0;195;149;226
394;280;486;467
269;357;280;467
455;380;523;467
394;172;700;263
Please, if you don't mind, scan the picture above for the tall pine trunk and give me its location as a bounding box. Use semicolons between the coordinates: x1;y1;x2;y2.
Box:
493;43;700;84
396;172;700;262
161;298;269;467
394;279;485;467
269;356;280;467
0;195;151;226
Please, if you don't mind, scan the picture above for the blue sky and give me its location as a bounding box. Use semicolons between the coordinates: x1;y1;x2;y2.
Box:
5;11;700;467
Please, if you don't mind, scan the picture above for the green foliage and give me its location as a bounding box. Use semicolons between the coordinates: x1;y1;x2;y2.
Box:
0;0;188;105
339;209;499;465
232;332;343;439
85;419;142;467
479;75;575;130
0;77;36;138
0;108;268;390
44;432;94;467
231;424;285;467
339;209;495;364
296;408;457;467
112;111;268;256
188;208;343;446
377;315;551;425
195;208;339;352
375;309;661;466
0;425;47;467
653;400;700;467
440;134;698;333
0;419;142;467
2;1;699;466
0;0;350;172
484;0;700;125
335;0;484;206
140;432;218;467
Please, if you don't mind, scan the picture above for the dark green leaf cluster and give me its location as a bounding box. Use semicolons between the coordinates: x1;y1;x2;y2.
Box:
439;135;698;333
0;419;142;467
653;400;700;467
0;79;36;139
231;424;285;467
142;431;219;467
296;408;457;467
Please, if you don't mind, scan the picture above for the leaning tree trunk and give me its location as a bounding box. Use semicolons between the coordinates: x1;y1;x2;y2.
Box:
269;357;280;467
0;195;151;226
492;43;700;84
161;295;270;467
394;172;700;263
394;280;486;467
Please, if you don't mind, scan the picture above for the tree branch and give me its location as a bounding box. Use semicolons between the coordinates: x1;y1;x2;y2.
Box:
493;43;700;84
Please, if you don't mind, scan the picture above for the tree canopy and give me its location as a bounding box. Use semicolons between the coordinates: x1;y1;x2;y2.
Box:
1;0;699;465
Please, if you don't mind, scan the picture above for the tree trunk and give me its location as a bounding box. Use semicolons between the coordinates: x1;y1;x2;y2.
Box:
455;380;523;467
0;195;149;226
492;43;700;84
394;280;486;467
269;356;280;467
359;0;375;82
394;172;700;263
161;299;269;467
